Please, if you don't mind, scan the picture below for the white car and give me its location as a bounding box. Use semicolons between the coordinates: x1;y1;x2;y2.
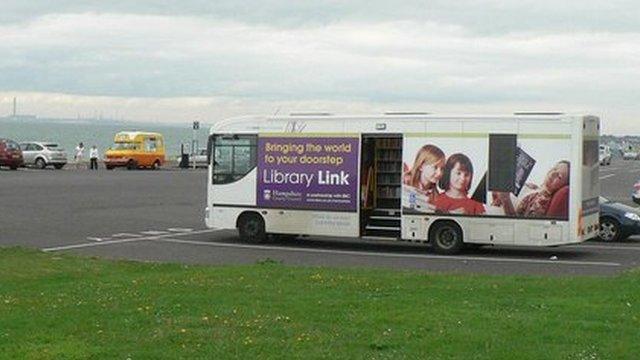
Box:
19;142;68;169
599;145;612;165
623;151;639;160
176;149;208;168
633;180;640;205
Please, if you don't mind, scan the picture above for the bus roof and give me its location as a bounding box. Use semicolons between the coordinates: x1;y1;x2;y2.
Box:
210;113;595;134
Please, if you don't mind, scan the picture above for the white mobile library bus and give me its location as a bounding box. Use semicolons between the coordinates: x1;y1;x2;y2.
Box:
205;113;600;254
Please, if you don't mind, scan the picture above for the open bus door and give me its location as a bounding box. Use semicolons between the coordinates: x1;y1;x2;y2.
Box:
360;134;402;238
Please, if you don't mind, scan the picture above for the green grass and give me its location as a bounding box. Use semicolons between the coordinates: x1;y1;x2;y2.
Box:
1;248;639;359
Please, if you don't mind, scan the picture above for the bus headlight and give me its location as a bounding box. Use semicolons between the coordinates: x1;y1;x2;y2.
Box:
624;212;640;222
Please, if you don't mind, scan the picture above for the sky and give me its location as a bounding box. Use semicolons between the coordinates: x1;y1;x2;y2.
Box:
0;1;639;134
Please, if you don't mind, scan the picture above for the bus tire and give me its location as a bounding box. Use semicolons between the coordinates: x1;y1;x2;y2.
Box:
152;160;161;170
126;159;137;170
238;213;267;244
430;220;464;255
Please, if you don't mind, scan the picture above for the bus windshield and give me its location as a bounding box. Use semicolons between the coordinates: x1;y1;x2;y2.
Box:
211;134;257;184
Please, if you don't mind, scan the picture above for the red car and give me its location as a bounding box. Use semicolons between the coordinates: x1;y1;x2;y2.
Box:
0;138;24;170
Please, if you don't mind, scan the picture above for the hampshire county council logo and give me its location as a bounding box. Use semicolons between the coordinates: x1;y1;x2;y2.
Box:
263;189;272;200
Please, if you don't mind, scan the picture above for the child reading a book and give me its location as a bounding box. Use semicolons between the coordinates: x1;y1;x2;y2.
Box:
434;153;485;215
403;144;445;196
403;144;446;211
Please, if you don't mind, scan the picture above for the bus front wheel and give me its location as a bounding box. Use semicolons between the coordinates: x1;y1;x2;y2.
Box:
430;221;463;255
238;213;267;244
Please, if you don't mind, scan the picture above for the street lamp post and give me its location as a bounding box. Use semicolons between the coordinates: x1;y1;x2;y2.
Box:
192;121;200;170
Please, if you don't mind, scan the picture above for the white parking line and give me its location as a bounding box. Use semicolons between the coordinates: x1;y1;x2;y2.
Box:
140;230;170;236
86;237;106;242
112;233;143;238
577;244;640;251
155;238;622;267
168;228;194;233
599;174;615;180
43;228;220;252
45;237;150;251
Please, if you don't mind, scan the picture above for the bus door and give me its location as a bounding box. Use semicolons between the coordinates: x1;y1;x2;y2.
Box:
360;134;402;238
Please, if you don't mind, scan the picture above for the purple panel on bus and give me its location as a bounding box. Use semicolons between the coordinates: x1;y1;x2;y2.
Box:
257;136;359;211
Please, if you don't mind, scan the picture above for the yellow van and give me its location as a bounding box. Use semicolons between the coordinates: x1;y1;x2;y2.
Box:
104;131;165;170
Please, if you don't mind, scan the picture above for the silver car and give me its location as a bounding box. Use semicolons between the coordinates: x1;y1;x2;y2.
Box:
19;142;68;169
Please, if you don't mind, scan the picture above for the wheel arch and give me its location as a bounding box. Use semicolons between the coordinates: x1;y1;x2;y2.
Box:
428;218;464;243
236;210;265;228
600;214;622;225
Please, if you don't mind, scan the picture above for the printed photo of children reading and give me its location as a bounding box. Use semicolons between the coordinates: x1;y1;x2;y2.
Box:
492;160;570;219
433;153;486;215
402;144;445;212
403;145;485;215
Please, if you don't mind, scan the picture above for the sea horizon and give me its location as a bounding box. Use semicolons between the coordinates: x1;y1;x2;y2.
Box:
0;117;210;157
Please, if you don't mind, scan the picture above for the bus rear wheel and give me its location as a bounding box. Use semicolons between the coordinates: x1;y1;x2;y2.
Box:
430;221;464;255
238;213;267;244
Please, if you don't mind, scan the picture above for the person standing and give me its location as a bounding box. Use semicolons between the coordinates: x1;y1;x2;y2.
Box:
74;142;85;169
89;145;99;170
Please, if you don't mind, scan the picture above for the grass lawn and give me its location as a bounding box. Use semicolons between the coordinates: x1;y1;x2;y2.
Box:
1;247;639;359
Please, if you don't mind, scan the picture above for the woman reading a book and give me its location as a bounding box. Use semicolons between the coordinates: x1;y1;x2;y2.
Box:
493;160;570;218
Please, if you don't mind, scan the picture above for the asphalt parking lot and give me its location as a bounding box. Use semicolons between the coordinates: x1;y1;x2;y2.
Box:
1;159;640;276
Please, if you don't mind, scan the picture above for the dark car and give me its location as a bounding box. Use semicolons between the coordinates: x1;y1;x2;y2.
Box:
598;196;640;242
0;138;23;170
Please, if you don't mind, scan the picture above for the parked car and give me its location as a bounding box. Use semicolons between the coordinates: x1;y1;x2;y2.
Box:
176;149;208;168
633;180;640;205
622;151;639;160
0;138;23;170
598;196;640;242
19;142;67;169
599;145;612;165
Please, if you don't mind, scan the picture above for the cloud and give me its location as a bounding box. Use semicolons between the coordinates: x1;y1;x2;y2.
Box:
0;5;638;134
1;13;638;100
2;0;640;33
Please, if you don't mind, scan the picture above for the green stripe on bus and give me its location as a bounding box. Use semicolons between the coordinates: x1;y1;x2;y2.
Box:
404;133;488;138
258;132;573;139
404;133;571;139
519;134;571;139
259;133;359;138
